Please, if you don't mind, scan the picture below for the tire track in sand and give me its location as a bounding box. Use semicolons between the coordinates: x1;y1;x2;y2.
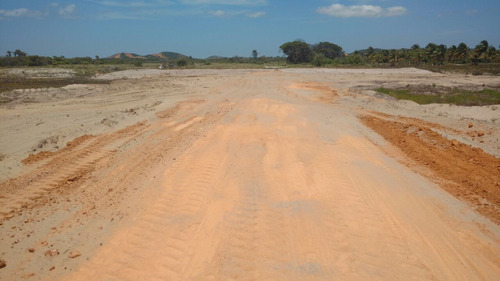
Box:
63;138;230;281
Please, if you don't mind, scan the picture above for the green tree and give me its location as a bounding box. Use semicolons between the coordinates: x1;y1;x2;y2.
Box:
252;50;258;60
424;43;446;65
446;45;457;63
366;46;375;63
410;44;423;65
472;40;489;63
436;44;447;64
280;40;314;64
455;42;469;63
176;58;187;67
312;42;344;60
6;51;12;57
14;49;27;57
375;49;390;63
486;46;496;62
312;53;329;66
471;40;489;64
389;49;398;66
399;49;410;65
344;54;362;65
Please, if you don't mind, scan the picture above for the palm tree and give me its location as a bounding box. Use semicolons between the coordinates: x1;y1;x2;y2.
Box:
389;49;398;66
456;43;469;63
410;44;422;65
14;49;27;57
366;46;374;63
425;43;437;64
446;45;457;63
472;40;489;63
436;44;447;65
486;46;496;63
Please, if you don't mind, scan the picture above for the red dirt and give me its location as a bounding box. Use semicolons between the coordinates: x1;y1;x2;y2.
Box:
361;114;500;224
290;82;338;103
22;135;95;165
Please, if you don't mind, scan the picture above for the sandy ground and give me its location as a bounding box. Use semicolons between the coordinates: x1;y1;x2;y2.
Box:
0;68;499;280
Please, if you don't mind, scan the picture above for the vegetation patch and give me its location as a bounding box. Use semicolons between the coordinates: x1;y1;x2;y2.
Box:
375;86;500;106
0;76;110;93
420;63;500;75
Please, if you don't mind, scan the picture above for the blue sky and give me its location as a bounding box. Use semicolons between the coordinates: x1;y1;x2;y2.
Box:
0;0;499;58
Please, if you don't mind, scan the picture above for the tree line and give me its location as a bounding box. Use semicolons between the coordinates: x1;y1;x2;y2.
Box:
280;40;499;66
2;40;499;68
0;51;146;67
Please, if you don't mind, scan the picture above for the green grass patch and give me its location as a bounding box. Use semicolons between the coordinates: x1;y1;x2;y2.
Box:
0;76;111;93
375;87;500;106
419;63;500;76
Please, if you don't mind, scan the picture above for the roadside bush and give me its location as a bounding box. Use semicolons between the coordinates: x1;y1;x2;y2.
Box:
177;59;187;67
312;54;331;66
343;54;363;65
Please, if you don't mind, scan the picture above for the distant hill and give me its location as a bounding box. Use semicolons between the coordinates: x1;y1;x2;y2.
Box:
109;53;147;60
108;51;186;61
146;52;186;60
206;56;227;60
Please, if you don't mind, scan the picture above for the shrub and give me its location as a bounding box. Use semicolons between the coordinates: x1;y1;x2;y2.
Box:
176;59;187;67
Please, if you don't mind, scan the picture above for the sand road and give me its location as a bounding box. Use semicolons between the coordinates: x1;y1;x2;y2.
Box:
0;69;499;280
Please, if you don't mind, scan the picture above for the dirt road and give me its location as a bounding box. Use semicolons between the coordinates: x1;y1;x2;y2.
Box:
1;69;499;280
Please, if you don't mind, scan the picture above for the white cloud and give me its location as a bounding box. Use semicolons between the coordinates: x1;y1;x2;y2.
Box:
246;11;265;18
97;1;172;8
0;8;45;19
99;1;149;7
96;11;143;20
317;4;407;18
181;0;266;5
59;4;77;17
0;4;78;20
211;10;226;17
384;6;407;17
96;6;199;20
208;9;265;18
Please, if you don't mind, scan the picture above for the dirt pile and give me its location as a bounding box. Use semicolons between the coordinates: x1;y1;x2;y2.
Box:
361;114;500;223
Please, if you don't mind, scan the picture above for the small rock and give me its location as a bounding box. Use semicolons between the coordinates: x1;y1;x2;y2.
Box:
21;273;35;279
68;251;81;259
5;213;14;219
451;139;459;147
44;249;59;257
477;131;485;137
0;259;6;268
28;248;35;253
49;266;55;271
468;123;474;128
40;241;48;246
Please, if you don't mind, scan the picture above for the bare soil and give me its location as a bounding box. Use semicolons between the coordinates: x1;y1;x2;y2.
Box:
361;113;500;223
0;68;499;280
